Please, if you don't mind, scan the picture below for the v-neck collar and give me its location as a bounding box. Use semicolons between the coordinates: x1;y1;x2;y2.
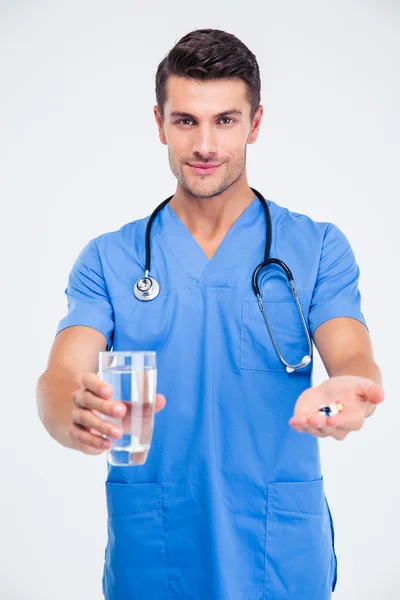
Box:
153;194;269;287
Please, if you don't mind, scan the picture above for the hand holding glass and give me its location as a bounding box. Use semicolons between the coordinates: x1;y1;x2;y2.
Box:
98;351;157;466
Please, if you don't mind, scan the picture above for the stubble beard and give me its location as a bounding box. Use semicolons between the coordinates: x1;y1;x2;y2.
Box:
168;147;247;199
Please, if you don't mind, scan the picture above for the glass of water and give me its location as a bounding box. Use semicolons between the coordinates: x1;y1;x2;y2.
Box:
98;351;157;466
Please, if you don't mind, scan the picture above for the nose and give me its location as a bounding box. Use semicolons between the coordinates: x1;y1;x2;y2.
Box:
192;124;217;160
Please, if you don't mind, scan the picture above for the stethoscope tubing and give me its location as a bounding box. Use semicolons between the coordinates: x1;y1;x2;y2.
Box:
135;188;313;372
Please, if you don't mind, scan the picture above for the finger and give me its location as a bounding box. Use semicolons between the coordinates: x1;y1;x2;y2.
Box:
130;449;148;465
291;421;330;437
289;414;311;429
138;371;155;445
292;408;363;435
304;409;356;437
81;372;114;399
307;413;332;429
291;412;342;437
305;425;330;437
70;423;113;451
292;419;348;439
308;421;349;439
290;416;328;437
134;390;165;446
324;407;364;431
73;389;127;419
72;408;123;439
74;442;108;456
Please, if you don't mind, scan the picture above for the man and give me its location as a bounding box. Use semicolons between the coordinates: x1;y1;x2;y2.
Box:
36;28;384;600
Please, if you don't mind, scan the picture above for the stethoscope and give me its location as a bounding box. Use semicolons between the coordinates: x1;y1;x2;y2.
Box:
134;188;313;373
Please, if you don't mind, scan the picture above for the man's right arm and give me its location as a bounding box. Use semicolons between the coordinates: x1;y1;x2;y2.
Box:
36;325;114;452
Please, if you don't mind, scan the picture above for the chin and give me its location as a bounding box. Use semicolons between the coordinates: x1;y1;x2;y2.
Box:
186;185;223;199
186;177;227;197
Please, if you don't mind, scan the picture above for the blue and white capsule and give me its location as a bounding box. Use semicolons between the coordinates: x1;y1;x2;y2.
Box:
318;402;344;417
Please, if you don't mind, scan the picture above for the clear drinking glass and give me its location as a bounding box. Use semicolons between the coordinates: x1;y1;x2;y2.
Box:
98;351;157;466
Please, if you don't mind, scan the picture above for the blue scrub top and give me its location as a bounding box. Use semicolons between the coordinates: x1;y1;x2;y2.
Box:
57;195;367;600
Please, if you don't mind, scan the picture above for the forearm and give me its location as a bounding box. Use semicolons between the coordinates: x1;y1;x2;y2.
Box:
329;356;382;417
36;368;80;449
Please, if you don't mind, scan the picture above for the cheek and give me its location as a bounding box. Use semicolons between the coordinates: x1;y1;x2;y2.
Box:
220;131;248;157
170;142;193;166
166;145;183;170
226;146;246;167
164;129;184;154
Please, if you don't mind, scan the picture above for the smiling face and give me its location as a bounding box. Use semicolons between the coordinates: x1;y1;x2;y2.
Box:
154;76;263;199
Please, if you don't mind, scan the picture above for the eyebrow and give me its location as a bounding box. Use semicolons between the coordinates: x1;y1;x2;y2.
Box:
169;109;243;120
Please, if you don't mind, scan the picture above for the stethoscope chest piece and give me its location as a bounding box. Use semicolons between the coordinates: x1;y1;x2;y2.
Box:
133;275;160;301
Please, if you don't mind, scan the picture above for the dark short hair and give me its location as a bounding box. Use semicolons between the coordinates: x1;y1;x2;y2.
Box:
155;28;261;120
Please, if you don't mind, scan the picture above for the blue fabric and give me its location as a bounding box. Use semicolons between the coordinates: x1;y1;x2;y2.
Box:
57;196;366;599
56;239;114;350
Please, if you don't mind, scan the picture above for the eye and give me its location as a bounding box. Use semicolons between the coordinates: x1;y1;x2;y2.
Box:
219;117;234;125
177;119;194;126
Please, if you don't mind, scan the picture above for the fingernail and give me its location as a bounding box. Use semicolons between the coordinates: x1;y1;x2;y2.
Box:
111;427;121;438
101;386;112;397
113;405;124;416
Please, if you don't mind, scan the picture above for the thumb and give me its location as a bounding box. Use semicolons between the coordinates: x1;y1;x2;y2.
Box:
155;393;166;412
365;384;384;405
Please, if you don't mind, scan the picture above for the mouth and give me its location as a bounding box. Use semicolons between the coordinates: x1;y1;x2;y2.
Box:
187;163;222;175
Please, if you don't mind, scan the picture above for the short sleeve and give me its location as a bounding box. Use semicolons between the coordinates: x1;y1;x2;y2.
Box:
56;239;114;349
309;223;368;337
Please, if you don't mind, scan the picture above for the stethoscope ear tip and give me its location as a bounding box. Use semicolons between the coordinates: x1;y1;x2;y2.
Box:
302;355;311;366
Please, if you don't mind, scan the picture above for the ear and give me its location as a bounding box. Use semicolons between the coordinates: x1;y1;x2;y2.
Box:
248;105;264;145
154;105;167;145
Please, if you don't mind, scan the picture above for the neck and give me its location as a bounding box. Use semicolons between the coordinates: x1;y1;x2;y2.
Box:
169;176;256;240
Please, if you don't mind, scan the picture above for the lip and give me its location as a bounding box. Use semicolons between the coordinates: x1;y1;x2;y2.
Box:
188;163;221;175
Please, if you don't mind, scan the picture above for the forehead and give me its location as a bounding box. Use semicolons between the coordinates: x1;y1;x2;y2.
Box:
164;75;249;116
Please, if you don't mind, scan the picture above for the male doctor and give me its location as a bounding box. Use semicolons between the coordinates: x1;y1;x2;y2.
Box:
37;28;384;600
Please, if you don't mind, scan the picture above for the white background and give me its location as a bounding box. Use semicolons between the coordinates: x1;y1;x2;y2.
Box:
1;1;399;598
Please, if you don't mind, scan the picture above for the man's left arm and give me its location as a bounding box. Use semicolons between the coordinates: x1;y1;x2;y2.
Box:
289;317;384;439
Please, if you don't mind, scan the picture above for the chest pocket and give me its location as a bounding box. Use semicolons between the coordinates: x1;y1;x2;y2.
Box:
240;296;309;372
111;294;176;357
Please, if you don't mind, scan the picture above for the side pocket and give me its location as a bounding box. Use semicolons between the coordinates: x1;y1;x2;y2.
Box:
325;497;338;592
102;482;170;600
263;478;335;600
